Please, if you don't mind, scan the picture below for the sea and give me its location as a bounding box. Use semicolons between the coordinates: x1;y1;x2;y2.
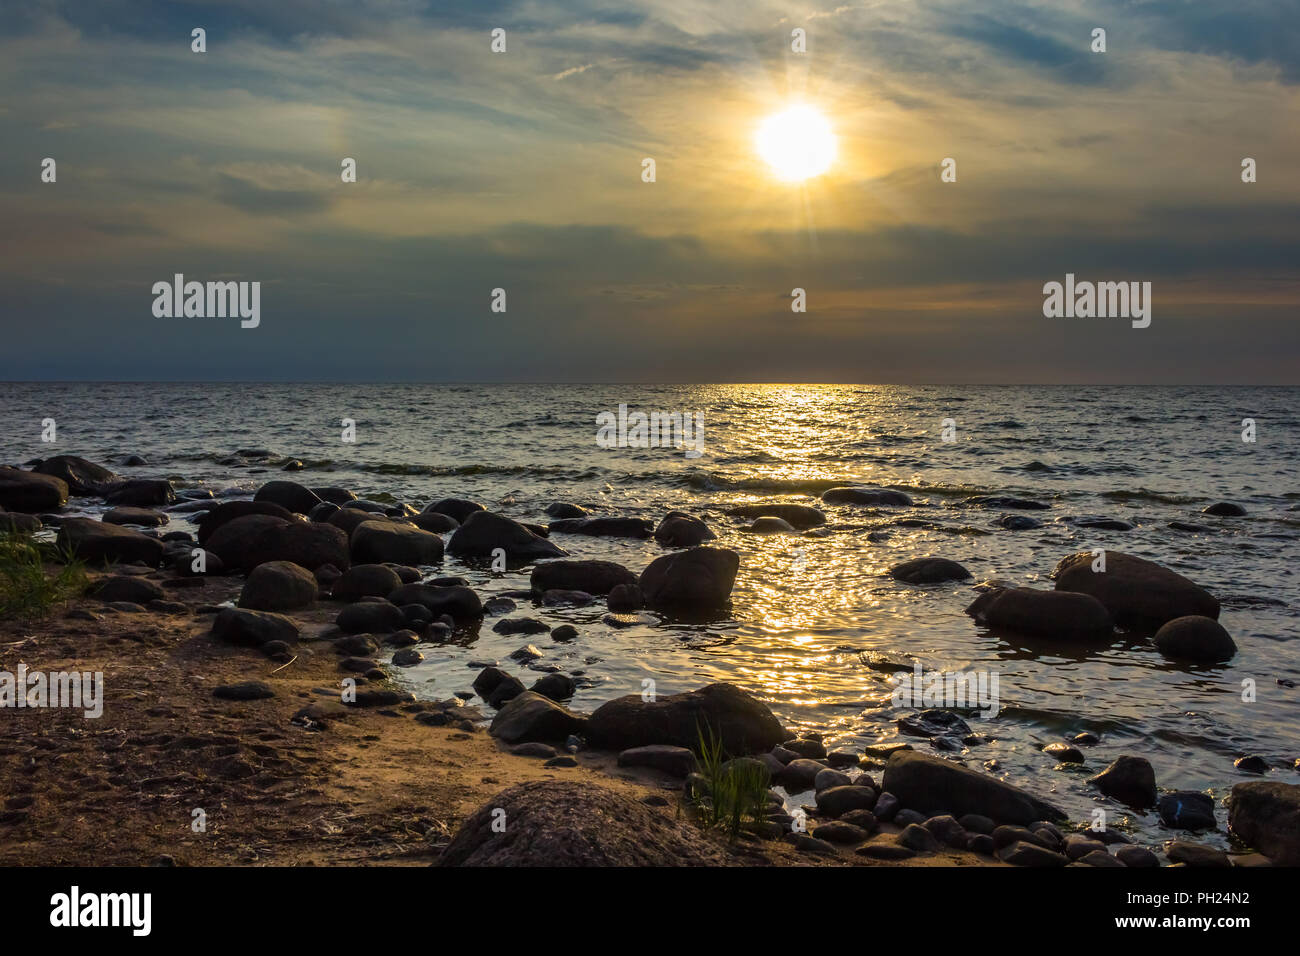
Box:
3;382;1297;847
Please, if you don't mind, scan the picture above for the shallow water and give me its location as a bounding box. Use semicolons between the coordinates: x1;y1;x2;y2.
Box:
4;382;1297;846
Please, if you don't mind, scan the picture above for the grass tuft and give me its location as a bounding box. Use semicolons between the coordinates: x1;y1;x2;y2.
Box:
0;532;87;622
691;721;771;840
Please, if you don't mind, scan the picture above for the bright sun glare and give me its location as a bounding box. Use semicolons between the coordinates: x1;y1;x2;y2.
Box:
755;105;836;182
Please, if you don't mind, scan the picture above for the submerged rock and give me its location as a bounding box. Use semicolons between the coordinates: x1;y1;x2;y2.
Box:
725;503;826;529
889;557;971;584
549;516;654;538
821;487;913;507
1203;502;1246;517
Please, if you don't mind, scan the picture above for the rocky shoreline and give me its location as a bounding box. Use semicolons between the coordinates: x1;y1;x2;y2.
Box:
0;455;1296;867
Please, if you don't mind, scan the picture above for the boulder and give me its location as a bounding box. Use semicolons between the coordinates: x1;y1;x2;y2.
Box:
56;518;164;566
653;511;715;547
881;750;1066;824
311;486;356;504
254;479;322;515
548;516;653;538
331;563;403;602
0;467;68;512
607;583;644;612
1157;791;1217;831
530;559;637;596
195;500;295;543
447;511;567;562
529;673;577;701
350;520;444;566
1203;502;1246;517
815;785;878;818
638;546;739;611
210;607;300;647
336;600;406;634
1153;615;1236;663
103;478;174;507
890;557;971;584
210;516;350;572
0;512;41;534
746;517;796;534
822;487;913;507
32;455;118;496
387;583;483;621
1228;781;1300;865
91;576;164;604
239;561;319;612
616;745;698;777
438;780;730;866
489;691;587;744
545;503;587;519
410;512;459;533
1052;551;1219;627
1088;755;1157;809
965;586;1113;640
586;682;786;754
725;503;826;529
422;498;484;523
102;507;168;527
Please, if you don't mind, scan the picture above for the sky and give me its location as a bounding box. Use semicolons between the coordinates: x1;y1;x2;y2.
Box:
1;0;1298;383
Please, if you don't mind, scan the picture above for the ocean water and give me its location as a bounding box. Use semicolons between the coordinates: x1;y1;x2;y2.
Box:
3;382;1298;846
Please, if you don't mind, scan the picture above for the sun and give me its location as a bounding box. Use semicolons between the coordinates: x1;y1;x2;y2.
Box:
755;105;837;182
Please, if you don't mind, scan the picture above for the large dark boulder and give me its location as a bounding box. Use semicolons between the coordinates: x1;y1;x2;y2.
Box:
548;516;653;539
331;563;403;602
327;508;395;536
0;467;68;513
387;583;483;621
239;560;319;611
32;455;117;496
56;518;164;566
1229;781;1300;865
447;511;567;562
438;780;731;866
890;557;971;584
254;479;322;515
336;599;406;634
350;520;444;565
489;691;588;743
208;515;350;572
1153;615;1237;663
91;575;165;604
423;498;484;523
586;682;786;754
965;586;1113;640
822;487;913;506
196;500;295;544
210;607;300;647
103;478;175;507
638;546;739;611
410;512;459;533
725;503;825;529
881;750;1066;824
654;511;715;547
1052;551;1219;628
530;559;637;596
